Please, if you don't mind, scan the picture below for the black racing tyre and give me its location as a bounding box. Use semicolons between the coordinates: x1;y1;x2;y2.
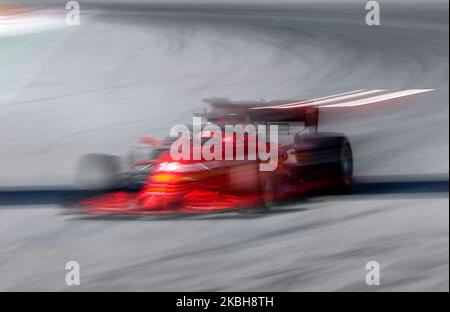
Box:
259;171;276;210
295;133;353;189
76;154;121;190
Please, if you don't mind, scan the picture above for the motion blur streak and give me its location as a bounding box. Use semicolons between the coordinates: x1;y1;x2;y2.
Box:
323;89;435;108
269;89;387;108
0;2;448;291
255;90;367;109
0;5;66;37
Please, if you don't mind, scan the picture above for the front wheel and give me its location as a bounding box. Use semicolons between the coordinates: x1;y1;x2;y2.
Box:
76;153;121;190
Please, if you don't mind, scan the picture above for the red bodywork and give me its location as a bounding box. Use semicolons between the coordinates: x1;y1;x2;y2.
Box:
78;102;332;214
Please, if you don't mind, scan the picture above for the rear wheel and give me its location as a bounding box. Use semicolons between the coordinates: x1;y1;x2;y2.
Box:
259;171;276;210
295;133;353;190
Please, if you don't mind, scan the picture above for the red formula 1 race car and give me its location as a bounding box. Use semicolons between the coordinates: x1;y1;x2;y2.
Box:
73;98;353;215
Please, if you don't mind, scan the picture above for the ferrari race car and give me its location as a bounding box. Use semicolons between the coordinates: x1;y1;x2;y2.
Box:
76;89;432;214
70;88;434;214
73;97;354;215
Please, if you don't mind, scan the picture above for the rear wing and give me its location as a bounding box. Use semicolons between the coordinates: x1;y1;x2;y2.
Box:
247;105;319;133
203;98;319;132
203;89;433;133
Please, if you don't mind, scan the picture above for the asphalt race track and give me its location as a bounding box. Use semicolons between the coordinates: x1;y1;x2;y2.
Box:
0;2;448;291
